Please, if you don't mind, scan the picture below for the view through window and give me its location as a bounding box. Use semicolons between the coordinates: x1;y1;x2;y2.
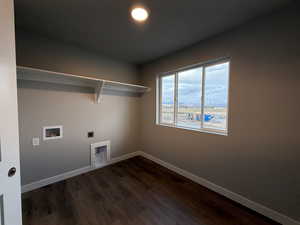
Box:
158;60;229;134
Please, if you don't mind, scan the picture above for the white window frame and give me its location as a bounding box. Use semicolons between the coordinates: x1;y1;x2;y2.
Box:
156;58;230;135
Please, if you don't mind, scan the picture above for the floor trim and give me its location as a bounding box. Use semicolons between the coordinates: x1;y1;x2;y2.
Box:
139;151;299;225
21;151;140;193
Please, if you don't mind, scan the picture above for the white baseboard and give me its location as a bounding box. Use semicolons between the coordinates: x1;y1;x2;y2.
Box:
21;166;92;193
108;151;140;165
21;151;140;193
139;151;299;225
21;150;299;225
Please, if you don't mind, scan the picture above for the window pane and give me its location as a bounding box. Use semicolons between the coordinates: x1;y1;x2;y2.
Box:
203;62;229;130
177;67;202;129
161;75;175;124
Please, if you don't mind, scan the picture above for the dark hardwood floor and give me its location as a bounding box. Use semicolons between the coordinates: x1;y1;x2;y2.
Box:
22;156;280;225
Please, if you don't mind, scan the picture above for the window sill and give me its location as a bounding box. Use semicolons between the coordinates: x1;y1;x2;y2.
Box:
156;123;228;136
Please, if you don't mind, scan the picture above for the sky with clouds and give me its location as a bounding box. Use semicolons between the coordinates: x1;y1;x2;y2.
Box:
162;62;229;107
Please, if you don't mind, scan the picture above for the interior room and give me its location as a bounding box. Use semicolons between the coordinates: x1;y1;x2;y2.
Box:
0;0;299;225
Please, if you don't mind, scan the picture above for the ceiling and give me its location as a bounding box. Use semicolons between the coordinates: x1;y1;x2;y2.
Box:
14;0;293;65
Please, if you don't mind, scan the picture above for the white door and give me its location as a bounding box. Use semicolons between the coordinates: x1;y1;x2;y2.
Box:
0;0;23;224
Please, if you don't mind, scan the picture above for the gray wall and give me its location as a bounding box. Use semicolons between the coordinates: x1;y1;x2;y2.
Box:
16;31;141;185
140;6;300;221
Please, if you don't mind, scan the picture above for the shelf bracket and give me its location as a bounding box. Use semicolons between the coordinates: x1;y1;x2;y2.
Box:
95;81;105;103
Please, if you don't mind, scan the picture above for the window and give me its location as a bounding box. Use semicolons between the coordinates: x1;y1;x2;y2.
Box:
161;74;175;124
157;59;230;134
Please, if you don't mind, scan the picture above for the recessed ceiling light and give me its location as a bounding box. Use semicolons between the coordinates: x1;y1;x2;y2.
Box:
131;7;149;22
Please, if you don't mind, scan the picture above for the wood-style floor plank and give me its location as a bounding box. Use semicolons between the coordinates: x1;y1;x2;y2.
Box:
22;156;280;225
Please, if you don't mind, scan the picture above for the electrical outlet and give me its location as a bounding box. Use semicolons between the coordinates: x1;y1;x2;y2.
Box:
32;137;40;146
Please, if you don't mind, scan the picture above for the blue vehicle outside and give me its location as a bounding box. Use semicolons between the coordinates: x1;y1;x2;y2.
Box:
204;114;214;122
194;113;214;122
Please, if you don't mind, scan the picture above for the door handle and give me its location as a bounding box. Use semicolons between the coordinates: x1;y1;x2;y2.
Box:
8;167;16;177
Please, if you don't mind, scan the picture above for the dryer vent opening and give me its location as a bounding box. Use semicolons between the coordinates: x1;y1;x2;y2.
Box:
91;141;111;168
